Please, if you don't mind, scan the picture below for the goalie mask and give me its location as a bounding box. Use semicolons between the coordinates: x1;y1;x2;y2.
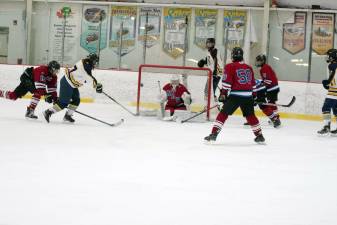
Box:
170;75;180;89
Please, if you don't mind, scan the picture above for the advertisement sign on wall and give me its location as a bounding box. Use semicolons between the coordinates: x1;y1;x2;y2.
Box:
282;12;307;55
223;10;247;50
312;13;335;55
109;6;137;56
138;7;161;48
49;5;81;65
80;5;108;53
163;8;191;59
195;9;217;49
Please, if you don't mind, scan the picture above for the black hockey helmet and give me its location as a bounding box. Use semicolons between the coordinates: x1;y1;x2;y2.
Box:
206;38;215;49
231;47;244;62
48;60;60;74
86;53;99;66
255;54;266;67
326;48;337;63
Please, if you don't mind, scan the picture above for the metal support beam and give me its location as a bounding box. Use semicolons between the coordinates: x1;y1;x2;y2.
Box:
25;0;32;64
261;0;270;55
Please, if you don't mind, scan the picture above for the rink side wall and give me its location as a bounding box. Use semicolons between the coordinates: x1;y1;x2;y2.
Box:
0;64;326;121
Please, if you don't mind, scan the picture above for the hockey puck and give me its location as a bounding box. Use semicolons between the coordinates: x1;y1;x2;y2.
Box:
140;83;144;87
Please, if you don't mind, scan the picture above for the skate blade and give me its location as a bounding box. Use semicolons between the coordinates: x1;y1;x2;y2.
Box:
317;133;330;137
25;116;38;120
204;140;216;145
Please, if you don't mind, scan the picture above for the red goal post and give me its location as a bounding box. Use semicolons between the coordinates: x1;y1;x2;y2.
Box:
137;64;213;120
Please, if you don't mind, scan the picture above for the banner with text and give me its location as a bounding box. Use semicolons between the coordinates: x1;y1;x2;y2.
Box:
49;5;81;65
80;5;108;53
195;9;217;49
312;13;335;55
163;8;191;59
109;6;137;56
282;12;307;55
138;7;161;48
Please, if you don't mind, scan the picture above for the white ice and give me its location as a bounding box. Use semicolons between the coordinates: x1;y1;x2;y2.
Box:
0;99;336;225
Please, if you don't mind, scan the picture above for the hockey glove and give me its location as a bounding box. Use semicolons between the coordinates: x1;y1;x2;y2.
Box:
197;59;206;68
44;94;53;104
218;90;228;103
96;83;103;93
322;79;329;90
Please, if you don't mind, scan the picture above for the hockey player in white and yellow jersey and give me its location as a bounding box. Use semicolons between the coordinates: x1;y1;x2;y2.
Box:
43;53;103;123
318;48;337;136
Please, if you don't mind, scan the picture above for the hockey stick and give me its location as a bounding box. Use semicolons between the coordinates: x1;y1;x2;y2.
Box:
180;104;219;123
103;91;137;116
258;96;296;108
157;80;165;118
74;110;124;127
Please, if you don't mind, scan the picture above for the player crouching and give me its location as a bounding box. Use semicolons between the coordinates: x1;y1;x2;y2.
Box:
0;61;60;119
158;75;192;121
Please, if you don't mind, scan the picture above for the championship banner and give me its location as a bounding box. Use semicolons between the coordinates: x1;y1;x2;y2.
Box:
163;8;192;59
138;7;161;48
49;5;81;65
195;9;217;49
223;10;246;50
109;6;137;56
80;5;108;53
282;12;306;55
312;13;335;55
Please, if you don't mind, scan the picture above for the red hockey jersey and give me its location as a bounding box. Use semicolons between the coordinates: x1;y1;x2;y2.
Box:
33;65;57;99
222;61;256;97
163;83;189;109
259;64;279;92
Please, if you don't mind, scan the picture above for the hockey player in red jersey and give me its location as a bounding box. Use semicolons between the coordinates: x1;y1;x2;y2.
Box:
255;54;281;127
0;61;60;119
158;75;191;120
204;47;265;144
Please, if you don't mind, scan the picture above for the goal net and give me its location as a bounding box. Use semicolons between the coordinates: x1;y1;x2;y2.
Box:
136;64;215;121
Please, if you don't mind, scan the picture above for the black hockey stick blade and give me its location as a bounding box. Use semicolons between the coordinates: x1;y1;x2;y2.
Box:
282;96;296;107
181;105;219;123
259;96;296;108
74;110;124;127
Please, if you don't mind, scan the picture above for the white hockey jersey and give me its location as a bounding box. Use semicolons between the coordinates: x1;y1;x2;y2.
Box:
205;49;223;77
64;59;94;88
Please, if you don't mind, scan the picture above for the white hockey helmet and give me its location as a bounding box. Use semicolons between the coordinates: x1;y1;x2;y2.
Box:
170;74;180;87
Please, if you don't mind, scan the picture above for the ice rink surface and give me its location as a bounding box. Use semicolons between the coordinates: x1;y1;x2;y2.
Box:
0;99;336;225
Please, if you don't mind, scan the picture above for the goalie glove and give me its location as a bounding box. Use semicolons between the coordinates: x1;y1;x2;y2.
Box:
322;79;329;90
95;83;103;93
182;92;191;105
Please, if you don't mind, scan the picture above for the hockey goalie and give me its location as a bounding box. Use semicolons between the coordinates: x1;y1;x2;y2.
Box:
158;75;192;121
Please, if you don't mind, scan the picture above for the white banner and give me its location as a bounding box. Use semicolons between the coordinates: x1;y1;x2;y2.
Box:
49;5;81;66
